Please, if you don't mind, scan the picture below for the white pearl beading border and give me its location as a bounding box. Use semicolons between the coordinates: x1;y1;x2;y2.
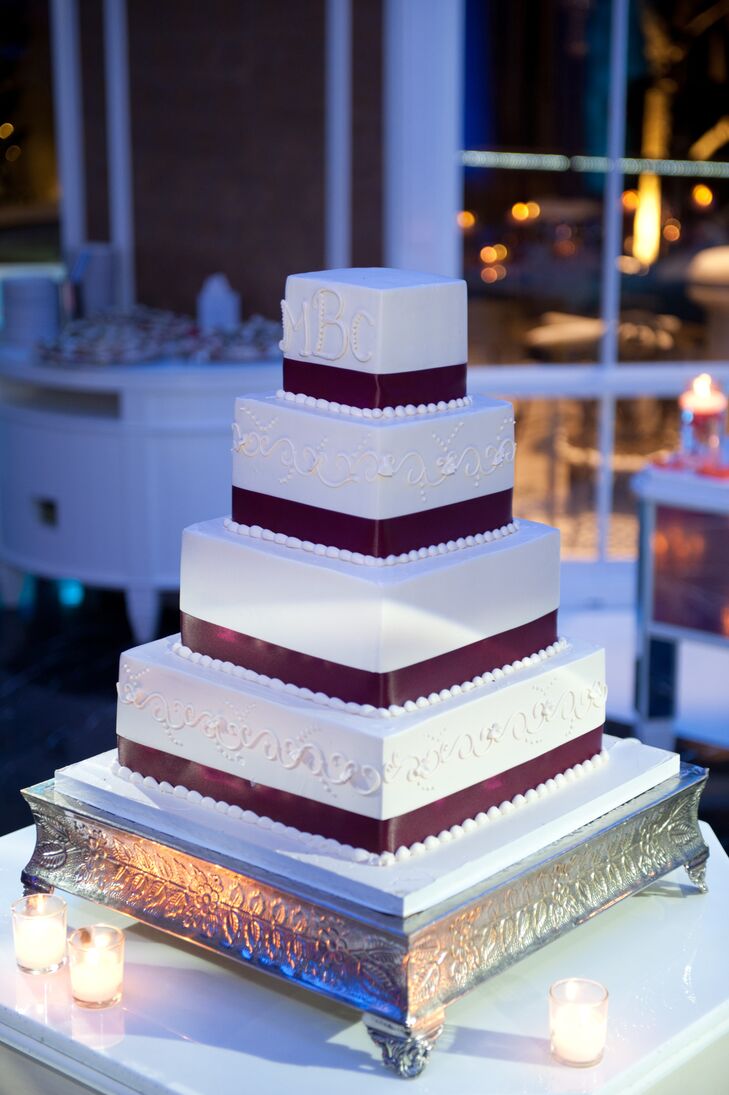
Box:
222;516;520;567
276;389;473;418
111;747;609;869
171;636;570;719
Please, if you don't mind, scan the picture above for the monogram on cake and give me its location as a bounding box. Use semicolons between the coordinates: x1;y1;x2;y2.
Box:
113;268;609;862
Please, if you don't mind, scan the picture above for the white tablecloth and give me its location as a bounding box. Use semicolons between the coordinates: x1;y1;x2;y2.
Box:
0;824;728;1094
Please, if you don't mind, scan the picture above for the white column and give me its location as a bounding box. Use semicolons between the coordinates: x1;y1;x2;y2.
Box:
325;0;352;268
596;0;630;561
383;0;464;276
103;0;136;309
49;0;86;256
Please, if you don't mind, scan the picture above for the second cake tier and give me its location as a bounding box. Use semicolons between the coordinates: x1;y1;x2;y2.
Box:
232;393;515;555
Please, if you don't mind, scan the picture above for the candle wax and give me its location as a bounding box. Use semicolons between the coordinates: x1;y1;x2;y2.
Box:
70;947;123;1005
551;1001;607;1065
13;916;67;973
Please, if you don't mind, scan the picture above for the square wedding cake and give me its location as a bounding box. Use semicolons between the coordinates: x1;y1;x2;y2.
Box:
113;268;608;862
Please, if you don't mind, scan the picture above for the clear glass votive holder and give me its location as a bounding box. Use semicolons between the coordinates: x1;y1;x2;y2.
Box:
549;978;608;1067
11;893;67;975
68;925;125;1009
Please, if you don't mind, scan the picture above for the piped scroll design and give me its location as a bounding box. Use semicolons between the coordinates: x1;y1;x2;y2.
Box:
118;662;382;796
231;416;515;500
383;680;608;788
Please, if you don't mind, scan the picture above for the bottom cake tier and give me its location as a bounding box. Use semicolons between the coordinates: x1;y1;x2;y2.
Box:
115;633;607;854
117;728;604;854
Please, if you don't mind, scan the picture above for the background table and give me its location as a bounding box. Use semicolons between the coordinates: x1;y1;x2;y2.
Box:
0;350;280;642
632;464;729;746
0;823;728;1094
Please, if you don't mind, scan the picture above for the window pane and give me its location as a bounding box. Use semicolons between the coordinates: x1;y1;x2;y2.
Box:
0;1;59;265
619;176;729;363
618;5;729;362
609;395;680;560
463;0;610;364
512;398;598;560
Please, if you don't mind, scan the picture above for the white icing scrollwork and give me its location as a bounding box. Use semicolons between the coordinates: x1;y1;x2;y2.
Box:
383;680;607;789
232;412;515;499
118;662;382;797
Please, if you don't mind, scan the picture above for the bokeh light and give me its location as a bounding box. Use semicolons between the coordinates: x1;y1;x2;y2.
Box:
692;183;714;208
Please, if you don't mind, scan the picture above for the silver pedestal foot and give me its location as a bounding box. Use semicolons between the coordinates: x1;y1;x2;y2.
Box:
686;855;709;893
365;1011;444;1078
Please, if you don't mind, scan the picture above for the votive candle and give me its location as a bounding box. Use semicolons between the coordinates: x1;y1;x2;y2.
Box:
11;893;67;975
549;978;608;1067
68;925;125;1008
679;373;727;463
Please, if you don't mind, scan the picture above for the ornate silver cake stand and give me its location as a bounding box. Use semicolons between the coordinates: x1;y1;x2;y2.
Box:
20;763;708;1079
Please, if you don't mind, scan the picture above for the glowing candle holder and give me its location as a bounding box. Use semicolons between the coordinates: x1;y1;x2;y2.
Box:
11;893;67;975
68;925;125;1009
549;978;608;1068
679;373;727;465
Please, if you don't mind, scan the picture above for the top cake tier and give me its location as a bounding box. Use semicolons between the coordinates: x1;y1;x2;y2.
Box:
280;268;467;409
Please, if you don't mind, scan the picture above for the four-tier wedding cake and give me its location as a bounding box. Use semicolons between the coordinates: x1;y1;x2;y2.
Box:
114;268;608;858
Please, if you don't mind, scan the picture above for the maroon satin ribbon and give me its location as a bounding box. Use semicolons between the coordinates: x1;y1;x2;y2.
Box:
231;486;513;557
118;727;603;854
180;608;558;708
282;358;467;409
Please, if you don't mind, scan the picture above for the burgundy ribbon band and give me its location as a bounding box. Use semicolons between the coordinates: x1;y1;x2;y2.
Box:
180;609;558;708
282;358;467;409
118;727;603;854
232;486;513;557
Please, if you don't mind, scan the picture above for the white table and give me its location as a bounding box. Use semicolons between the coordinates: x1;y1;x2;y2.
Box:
0;350;280;641
0;823;727;1094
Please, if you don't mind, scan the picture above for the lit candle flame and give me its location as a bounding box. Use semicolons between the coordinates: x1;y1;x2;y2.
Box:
693;373;713;399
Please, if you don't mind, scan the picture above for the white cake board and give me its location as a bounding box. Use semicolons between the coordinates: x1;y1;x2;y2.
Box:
55;736;679;916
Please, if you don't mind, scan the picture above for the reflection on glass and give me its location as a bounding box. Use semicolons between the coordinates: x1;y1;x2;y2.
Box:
0;4;59;264
15;966;72;1028
610;397;680;560
463;1;729;366
510;399;598;559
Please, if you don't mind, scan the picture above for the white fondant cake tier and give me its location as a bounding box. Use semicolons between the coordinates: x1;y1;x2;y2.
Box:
179;517;560;674
232;393;514;520
55;737;679;916
280;268;467;374
116;634;605;820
